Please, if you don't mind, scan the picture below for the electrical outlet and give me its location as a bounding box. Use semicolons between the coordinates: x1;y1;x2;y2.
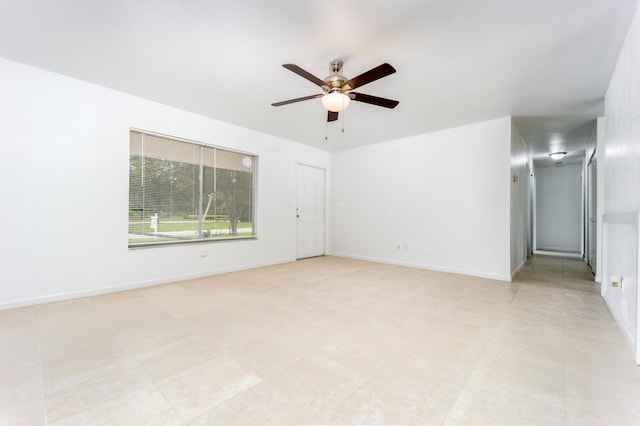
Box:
611;275;621;288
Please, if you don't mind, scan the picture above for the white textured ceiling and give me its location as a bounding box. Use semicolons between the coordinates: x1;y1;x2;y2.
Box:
0;0;637;160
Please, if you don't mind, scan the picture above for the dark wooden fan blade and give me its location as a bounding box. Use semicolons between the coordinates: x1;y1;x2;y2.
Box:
271;94;322;107
282;64;326;87
327;111;339;122
351;92;399;109
345;63;396;90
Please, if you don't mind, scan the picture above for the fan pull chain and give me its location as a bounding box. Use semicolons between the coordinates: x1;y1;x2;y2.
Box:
325;120;328;141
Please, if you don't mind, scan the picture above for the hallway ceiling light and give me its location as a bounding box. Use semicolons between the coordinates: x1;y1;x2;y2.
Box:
549;151;567;160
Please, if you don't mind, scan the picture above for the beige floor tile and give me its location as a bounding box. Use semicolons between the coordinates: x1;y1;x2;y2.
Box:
388;300;452;330
331;337;404;375
565;333;640;394
510;294;565;314
0;323;39;401
528;270;564;284
425;315;496;347
0;353;41;396
139;282;190;300
0;306;36;329
43;356;152;422
505;304;565;328
0;381;46;426
132;331;224;381
49;385;182;426
468;350;565;409
563;282;600;293
498;313;564;342
35;298;95;320
188;381;309;425
393;328;487;376
485;329;564;371
446;381;565;426
125;325;204;364
564;313;625;340
41;339;151;422
447;306;508;330
564;330;632;362
564;304;611;321
517;283;565;299
321;361;467;425
90;289;145;308
37;311;117;357
149;284;259;320
534;262;564;274
565;371;640;424
262;356;368;422
104;299;186;342
181;300;308;356
0;319;39;368
156;354;262;422
6;254;640;424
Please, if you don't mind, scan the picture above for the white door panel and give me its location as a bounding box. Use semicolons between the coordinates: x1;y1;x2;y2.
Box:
296;164;325;259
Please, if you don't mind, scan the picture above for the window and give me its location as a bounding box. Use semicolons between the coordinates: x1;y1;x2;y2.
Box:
128;130;256;247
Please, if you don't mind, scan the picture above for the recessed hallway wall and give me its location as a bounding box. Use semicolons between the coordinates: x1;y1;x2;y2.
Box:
535;164;582;253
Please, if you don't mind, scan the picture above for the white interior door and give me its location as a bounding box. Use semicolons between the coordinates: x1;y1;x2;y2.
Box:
296;164;325;259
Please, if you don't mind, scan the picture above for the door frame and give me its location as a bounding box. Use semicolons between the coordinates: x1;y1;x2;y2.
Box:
295;162;327;259
586;154;597;272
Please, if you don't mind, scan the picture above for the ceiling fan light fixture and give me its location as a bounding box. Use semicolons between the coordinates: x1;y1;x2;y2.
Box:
549;151;567;160
321;92;351;112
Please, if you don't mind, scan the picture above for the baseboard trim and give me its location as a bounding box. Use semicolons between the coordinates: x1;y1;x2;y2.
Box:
331;252;512;282
534;249;582;258
603;293;638;365
0;257;296;311
511;257;527;281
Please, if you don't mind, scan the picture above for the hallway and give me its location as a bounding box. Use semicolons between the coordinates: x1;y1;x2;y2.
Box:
510;255;639;423
2;255;640;424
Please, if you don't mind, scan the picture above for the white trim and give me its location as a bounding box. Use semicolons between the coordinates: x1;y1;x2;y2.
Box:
511;257;527;281
533;250;582;258
0;257;295;311
602;211;640;365
332;252;513;282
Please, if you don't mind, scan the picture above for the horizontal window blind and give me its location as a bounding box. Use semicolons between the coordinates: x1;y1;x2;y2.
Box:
128;130;256;247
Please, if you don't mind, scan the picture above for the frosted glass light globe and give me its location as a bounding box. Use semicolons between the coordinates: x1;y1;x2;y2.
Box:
321;92;351;112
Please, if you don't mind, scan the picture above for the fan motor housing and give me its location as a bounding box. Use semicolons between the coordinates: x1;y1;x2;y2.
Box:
323;75;348;92
323;60;349;92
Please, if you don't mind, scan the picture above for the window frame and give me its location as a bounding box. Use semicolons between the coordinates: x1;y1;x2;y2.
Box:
128;128;258;249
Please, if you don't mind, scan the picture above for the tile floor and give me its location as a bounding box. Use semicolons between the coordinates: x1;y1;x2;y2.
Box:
2;255;640;425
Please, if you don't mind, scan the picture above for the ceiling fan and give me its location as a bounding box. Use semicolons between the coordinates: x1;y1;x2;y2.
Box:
271;60;399;122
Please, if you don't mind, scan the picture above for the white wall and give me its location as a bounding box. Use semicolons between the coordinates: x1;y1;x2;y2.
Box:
510;120;530;277
0;58;330;309
331;117;512;281
602;2;640;357
535;164;582;252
